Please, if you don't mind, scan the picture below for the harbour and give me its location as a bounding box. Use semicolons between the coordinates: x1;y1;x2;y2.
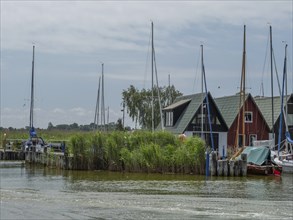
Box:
1;161;292;219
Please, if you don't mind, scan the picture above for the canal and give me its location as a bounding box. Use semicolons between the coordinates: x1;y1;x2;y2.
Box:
0;161;292;219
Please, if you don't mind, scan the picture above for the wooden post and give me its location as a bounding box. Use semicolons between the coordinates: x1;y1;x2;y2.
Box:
234;160;239;176
209;151;217;176
229;160;234;176
238;159;243;176
217;160;223;176
241;153;247;176
223;160;228;176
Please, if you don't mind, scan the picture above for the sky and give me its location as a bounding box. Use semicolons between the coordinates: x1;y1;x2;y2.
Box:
1;1;292;129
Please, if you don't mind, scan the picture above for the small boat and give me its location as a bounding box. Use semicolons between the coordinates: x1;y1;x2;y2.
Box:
237;145;274;175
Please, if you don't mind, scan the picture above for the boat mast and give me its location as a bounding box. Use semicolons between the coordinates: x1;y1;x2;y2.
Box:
94;76;101;130
235;25;246;148
101;63;105;131
153;39;164;131
201;45;204;139
168;74;171;106
277;44;287;157
270;26;275;139
151;21;154;132
242;25;246;147
29;45;35;129
201;44;214;151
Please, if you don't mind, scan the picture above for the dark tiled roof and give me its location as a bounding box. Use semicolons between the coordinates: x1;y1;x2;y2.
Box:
163;93;205;134
254;95;292;129
163;99;191;111
214;94;248;128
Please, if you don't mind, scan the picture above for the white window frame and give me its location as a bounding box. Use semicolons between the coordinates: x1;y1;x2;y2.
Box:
165;111;173;127
244;111;253;123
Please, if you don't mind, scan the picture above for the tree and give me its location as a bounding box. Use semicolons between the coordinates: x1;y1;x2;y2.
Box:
47;122;54;130
70;123;79;130
122;85;182;130
116;118;124;131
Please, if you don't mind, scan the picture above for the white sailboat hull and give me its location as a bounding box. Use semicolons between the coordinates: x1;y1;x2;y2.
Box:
272;151;293;174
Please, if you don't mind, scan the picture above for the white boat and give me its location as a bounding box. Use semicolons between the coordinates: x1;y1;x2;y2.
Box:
271;151;293;174
272;44;293;174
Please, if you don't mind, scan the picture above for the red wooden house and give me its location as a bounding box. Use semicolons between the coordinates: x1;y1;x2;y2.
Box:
214;93;271;148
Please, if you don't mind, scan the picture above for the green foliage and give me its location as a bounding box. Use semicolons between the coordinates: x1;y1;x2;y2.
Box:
70;134;88;157
122;85;182;130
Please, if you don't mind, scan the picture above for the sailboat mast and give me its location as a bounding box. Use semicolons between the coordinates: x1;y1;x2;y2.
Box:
270;26;275;138
277;44;287;157
242;25;246;147
151;22;154;132
235;25;246;148
94;76;101;130
201;45;204;139
168;74;171;106
201;44;214;151
101;63;105;131
30;45;35;129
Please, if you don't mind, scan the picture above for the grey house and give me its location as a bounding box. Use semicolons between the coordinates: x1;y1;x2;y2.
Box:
254;94;293;144
160;92;228;157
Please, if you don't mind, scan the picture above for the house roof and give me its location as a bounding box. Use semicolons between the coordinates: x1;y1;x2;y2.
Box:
163;99;191;111
214;93;249;128
163;93;205;134
162;92;227;134
254;94;293;129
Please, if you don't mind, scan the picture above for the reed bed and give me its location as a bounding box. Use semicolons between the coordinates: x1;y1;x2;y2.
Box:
68;131;206;174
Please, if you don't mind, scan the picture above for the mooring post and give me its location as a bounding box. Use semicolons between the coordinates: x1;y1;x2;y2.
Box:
223;160;228;176
229;160;234;176
238;159;243;176
209;151;217;176
241;153;247;176
234;160;239;176
217;160;223;176
206;151;210;177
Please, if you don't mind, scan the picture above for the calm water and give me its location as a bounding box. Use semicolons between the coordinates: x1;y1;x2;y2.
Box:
0;161;292;220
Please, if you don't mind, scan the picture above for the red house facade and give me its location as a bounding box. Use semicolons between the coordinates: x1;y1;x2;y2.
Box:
215;93;270;148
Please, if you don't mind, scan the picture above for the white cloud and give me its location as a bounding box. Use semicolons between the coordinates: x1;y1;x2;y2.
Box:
1;1;292;129
2;1;291;53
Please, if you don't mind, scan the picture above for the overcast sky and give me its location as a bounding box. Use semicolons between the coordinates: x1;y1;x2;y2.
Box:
1;1;292;129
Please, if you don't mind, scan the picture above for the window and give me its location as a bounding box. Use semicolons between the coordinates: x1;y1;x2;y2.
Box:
238;134;245;147
165;111;173;127
194;114;206;125
244;112;253;123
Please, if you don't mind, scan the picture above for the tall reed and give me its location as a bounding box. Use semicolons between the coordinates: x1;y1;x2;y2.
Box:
67;131;206;174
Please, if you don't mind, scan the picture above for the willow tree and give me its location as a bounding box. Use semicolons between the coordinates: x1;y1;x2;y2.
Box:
122;85;182;130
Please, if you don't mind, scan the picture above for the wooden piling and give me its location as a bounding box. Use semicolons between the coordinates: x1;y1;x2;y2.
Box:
241;153;247;176
217;160;223;176
223;160;228;176
209;151;217;176
238;159;243;176
229;160;234;176
234;160;240;176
